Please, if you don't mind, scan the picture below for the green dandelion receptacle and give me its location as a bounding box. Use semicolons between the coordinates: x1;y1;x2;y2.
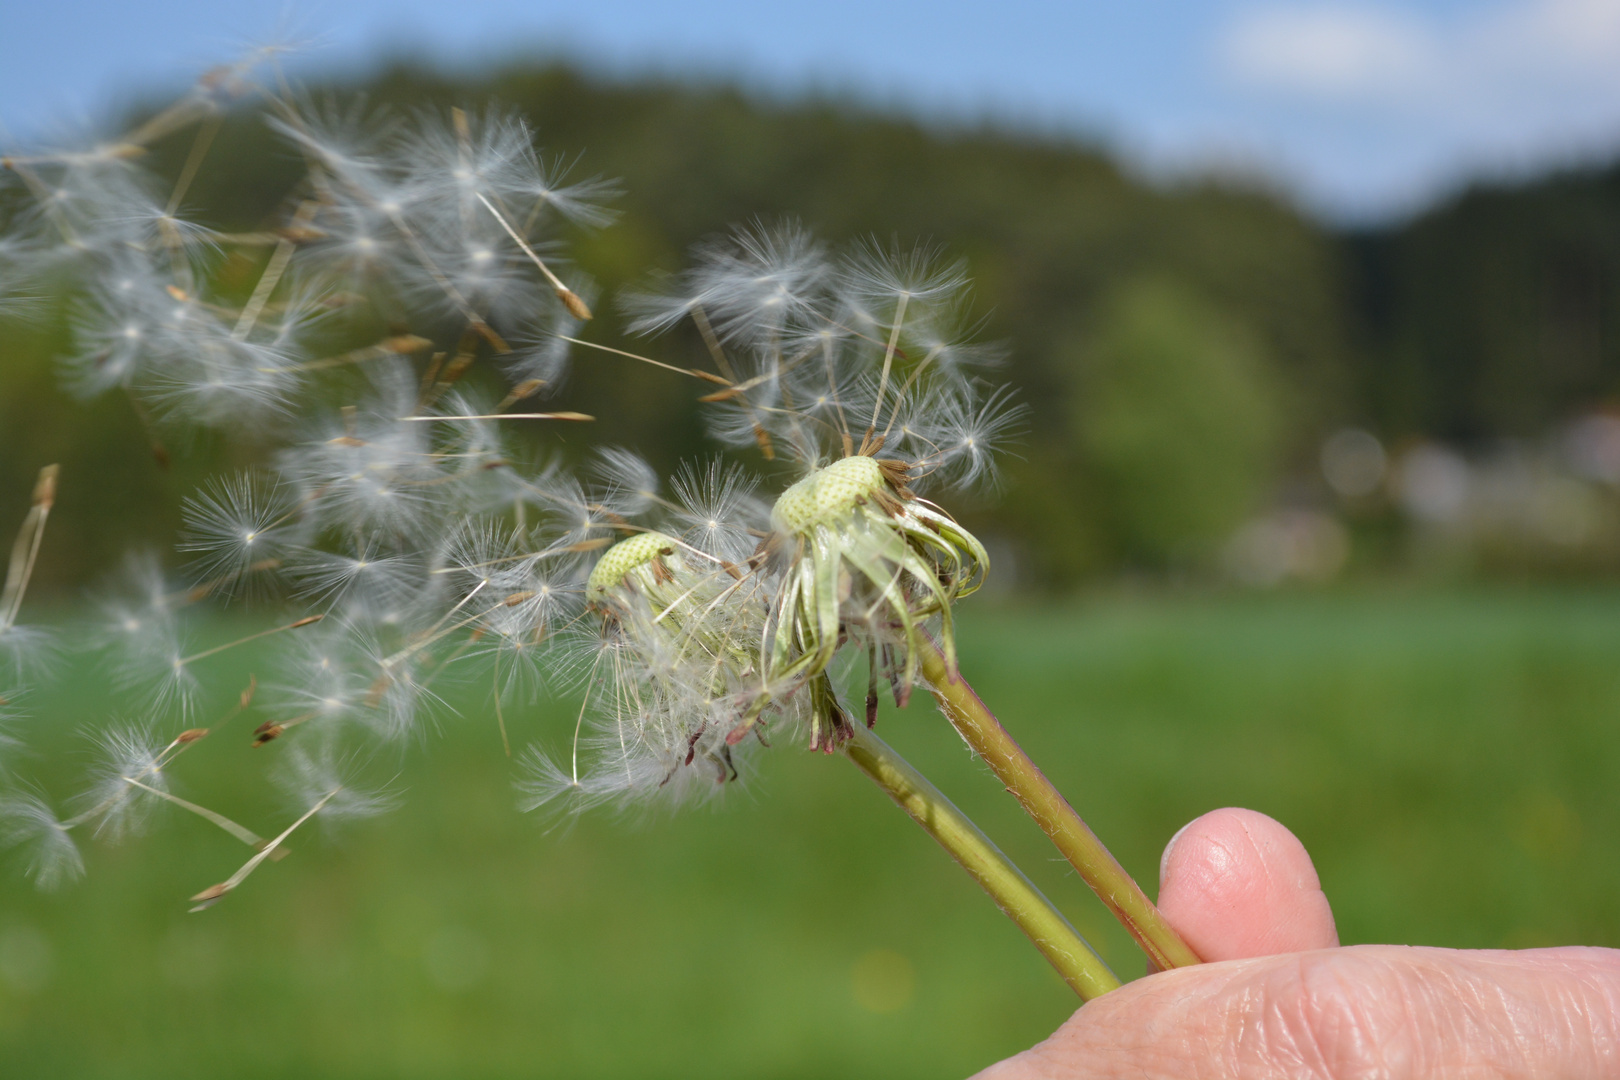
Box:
585;531;682;606
765;453;989;701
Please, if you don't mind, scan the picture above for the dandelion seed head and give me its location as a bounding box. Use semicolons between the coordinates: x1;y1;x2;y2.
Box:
762;452;988;711
772;454;888;535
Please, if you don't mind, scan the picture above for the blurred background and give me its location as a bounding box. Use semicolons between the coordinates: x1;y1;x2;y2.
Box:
3;2;1620;1077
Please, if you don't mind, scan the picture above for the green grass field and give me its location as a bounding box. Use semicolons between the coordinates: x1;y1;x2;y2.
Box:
1;586;1617;1078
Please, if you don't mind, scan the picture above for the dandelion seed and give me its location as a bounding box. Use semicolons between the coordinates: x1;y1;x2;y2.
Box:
626;220;829;347
187;790;331;912
591;448;663;518
515;153;621;229
670;459;764;563
74;724;170;841
178;473;300;598
516;745;582;812
274;738;398;830
0;690;26;774
0;792;84;890
289;542;420;613
839;240;970;315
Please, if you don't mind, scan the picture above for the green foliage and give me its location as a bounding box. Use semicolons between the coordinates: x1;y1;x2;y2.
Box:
1074;277;1283;562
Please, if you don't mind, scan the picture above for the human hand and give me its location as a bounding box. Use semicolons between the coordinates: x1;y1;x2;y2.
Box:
974;808;1620;1078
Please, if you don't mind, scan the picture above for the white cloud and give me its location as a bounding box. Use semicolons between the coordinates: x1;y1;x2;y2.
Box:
1474;0;1620;90
1219;5;1434;101
1220;0;1620;106
1206;0;1620;217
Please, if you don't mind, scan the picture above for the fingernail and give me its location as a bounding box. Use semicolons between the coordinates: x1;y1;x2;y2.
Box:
1159;819;1196;889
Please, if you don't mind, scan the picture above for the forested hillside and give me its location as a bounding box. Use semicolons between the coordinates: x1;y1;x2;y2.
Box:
1346;164;1620;441
4;60;1619;588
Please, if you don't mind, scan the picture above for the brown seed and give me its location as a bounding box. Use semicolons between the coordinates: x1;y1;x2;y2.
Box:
559;288;593;321
277;225;327;244
506;378;545;402
31;464;58;508
753;423;776;461
381;334;433;355
190;882;229;903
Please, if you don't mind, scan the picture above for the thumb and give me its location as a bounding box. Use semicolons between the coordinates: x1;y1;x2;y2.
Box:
1157;807;1338;961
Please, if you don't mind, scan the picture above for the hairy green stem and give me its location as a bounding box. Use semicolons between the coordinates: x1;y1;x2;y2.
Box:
844;724;1120;1000
919;636;1203;972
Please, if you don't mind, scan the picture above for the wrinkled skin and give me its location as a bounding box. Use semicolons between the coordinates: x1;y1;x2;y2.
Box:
975;809;1620;1079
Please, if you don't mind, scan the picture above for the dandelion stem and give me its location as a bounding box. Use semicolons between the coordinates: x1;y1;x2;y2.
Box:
165;113;223;217
558;336;730;385
177;614;323;666
233;199;319;340
867;293;909;438
474;192;592;319
279;335;432;373
121;777;282;855
189;788;337;911
918;635;1202;971
0;465;57;630
397;412;594;423
492;654;511;758
843;725;1119;1000
688;305;738;381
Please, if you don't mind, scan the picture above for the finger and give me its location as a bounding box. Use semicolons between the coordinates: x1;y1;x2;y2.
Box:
973;945;1620;1079
1156;807;1338;961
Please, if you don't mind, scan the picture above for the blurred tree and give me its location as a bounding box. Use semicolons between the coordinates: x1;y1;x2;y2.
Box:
1073;277;1282;564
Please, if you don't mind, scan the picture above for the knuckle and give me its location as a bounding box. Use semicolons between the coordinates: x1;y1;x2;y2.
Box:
1226;954;1406;1078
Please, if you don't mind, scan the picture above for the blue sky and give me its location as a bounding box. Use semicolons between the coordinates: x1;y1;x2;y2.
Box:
5;0;1620;223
